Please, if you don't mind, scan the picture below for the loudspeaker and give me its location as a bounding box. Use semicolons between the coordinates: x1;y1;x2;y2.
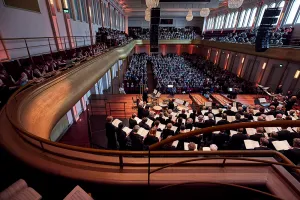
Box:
150;8;160;53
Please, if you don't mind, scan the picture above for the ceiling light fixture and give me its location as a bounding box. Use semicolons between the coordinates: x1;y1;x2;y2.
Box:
186;9;193;21
200;8;210;17
228;0;244;9
146;0;159;9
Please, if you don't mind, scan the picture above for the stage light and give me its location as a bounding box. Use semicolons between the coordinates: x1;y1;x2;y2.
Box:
262;62;266;69
227;54;229;59
279;64;283;67
294;70;300;79
241;57;244;63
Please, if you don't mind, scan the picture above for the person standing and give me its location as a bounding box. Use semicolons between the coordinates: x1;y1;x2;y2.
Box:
143;87;149;103
105;116;118;150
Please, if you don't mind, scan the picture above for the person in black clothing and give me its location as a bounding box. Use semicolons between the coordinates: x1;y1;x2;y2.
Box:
161;135;177;150
142;106;150;118
231;113;241;124
285;96;297;111
237;107;244;115
137;102;144;119
204;113;215;127
194;115;206;128
275;84;283;94
127;125;144;150
156;113;166;124
143;87;148;103
212;130;230;150
152;120;162;131
116;122;127;150
174;117;184;130
254;138;271;150
270;98;279;108
266;105;277;117
178;109;187;119
277;126;292;145
284;138;300;165
165;114;173;125
249;127;265;142
214;108;223;118
129;113;138;129
228;128;248;150
168;98;175;110
189;109;197;122
144;128;159;146
139;117;151;130
204;107;214;116
148;111;156;122
240;113;251;122
255;107;265;116
185;118;193;130
267;132;278;150
105;116;118;150
217;113;230;126
161;123;175;140
223;105;236;116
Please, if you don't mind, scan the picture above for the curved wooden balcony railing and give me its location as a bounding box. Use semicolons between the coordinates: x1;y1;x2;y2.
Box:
1;39;300;198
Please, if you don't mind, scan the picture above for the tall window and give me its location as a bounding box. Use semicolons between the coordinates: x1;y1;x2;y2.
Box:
286;0;300;24
215;16;219;29
229;12;235;28
238;10;245;27
74;0;81;20
220;15;225;29
256;5;268;26
242;9;251;27
232;11;239;28
225;13;230;28
80;0;87;22
248;7;257;27
269;3;276;8
92;0;97;24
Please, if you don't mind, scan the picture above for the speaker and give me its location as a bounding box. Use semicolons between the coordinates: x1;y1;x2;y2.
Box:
151;8;160;24
150;8;160;53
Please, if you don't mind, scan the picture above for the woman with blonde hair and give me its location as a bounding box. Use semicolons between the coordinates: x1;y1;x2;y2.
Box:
144;127;159;146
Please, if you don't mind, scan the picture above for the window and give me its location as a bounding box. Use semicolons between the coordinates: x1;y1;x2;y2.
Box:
269;3;276;8
92;0;98;24
232;11;239;28
74;0;81;20
256;5;268;26
238;10;245;27
277;1;285;8
229;12;235;28
286;0;300;24
66;0;74;19
225;13;230;28
248;7;257;27
220;15;225;29
215;16;219;29
80;0;87;22
243;9;251;27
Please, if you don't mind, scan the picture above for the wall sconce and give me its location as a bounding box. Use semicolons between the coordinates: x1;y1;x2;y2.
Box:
241;57;244;63
262;62;266;69
294;70;300;79
227;54;229;59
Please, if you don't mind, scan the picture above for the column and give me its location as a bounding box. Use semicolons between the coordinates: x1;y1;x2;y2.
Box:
61;0;75;48
125;15;128;34
100;0;104;27
86;0;94;45
108;2;112;29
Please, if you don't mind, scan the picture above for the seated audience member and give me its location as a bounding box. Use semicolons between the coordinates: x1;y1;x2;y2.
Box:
178;109;187;119
174;117;184;128
214;108;223;117
228;128;248;150
185;118;194;130
127;125;144;150
237;107;244;115
275;105;284;115
204;113;215;127
210;144;218;151
168;98;175;110
276;113;283;120
266;105;277;117
142;106;150;118
231;113;241;124
255;107;265;116
152;120;162;131
241;113;251;122
277;126;291;144
116;122;127;150
105;116;118;150
284;138;300;165
139;117;150;130
129;113;138;129
161;123;175;140
165;114;173;125
217;114;230;126
10;72;28;87
249;127;265;142
144;128;159;146
285;96;297;111
224;105;236;116
270;98;279;108
188;142;196;151
254;138;271;150
212;130;229;150
204;107;213;116
194;115;206;128
268;132;278;150
156;113;166;124
247;109;254;120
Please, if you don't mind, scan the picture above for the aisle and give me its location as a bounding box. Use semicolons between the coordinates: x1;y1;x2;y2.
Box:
146;62;156;92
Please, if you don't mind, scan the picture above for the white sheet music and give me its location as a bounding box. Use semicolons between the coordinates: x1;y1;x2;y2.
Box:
204;116;209;121
246;128;256;136
146;118;153;127
230;130;238;136
253;116;258;121
231;107;238;112
158;124;166;130
264;133;269;139
156;131;162;139
272;140;291;151
184;101;189;107
201;110;208;115
137;127;149;137
134;117;142;124
153;89;158;94
122;127;132;135
171;126;178;132
244;140;260;149
265;115;275;121
64;185;93;200
0;179;28;200
227;116;235;123
264;127;278;133
175;99;184;105
202;147;211;151
259;98;267;103
215;117;222;123
11;187;42;200
112;119;122;127
172;140;179;147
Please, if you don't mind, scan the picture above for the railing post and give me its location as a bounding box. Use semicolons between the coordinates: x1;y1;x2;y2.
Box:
64;37;67;51
119;155;123;169
48;38;53;55
40;141;44;151
84;36;86;46
148;149;151;186
75;37;77;48
24;39;32;63
222;158;226;167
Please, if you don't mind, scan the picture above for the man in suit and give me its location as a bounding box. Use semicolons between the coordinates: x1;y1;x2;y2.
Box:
277;126;292;145
212;130;230;150
128;125;144;150
240;113;251;122
156;113;166;124
139;117;151;130
137;102;144;119
204;107;214;116
250;127;265;142
214;108;223;118
142;106;150;118
204;113;215;127
178;109;187;120
223;105;236;116
254;138;271;150
143;87;149;103
231;113;241;124
161;123;175;140
194;115;206;128
228;128;248;150
217;113;230;126
255;107;265;116
284;138;300;165
129;113;138;129
168;98;175;110
105;116;118;150
189;109;197;122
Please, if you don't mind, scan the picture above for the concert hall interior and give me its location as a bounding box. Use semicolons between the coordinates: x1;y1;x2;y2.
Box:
1;0;300;199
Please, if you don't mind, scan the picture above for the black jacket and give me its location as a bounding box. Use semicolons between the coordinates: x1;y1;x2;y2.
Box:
284;148;300;165
138;107;144;119
144;135;159;146
215;113;223;118
139;122;150;130
128;133;144;150
204;119;215;127
212;133;229;150
228;133;248;150
168;101;175;110
249;133;264;142
156;117;166;124
217;119;230;126
277;130;291;143
129;118;137;129
224;110;236;116
178;113;187;120
142;109;150;118
116;128;127;150
105;122;118;149
161;129;175;140
254;146;271;150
